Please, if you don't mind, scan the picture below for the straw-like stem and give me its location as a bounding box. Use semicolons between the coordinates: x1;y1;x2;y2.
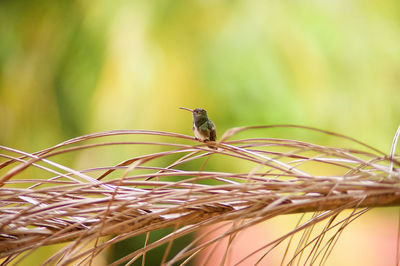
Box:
1;125;399;265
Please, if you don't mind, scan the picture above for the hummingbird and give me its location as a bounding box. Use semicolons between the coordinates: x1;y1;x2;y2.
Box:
180;107;217;147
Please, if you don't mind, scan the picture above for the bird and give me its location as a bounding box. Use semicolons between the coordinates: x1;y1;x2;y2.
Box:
180;107;217;148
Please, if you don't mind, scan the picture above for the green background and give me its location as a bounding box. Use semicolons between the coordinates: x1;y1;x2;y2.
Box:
2;1;399;151
1;1;399;265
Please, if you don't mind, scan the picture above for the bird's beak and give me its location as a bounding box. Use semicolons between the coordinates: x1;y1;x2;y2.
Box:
179;107;193;112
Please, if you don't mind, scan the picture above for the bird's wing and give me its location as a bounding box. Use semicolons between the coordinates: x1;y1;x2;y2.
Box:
208;121;217;141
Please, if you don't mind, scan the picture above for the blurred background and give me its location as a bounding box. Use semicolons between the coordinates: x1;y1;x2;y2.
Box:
1;0;400;265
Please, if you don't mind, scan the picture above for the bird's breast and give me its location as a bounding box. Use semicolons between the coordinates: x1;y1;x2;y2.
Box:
193;124;208;140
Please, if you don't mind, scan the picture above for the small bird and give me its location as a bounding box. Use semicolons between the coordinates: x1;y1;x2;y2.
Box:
180;107;217;147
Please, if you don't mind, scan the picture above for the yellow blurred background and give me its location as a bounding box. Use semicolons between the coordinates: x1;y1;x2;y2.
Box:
1;1;400;265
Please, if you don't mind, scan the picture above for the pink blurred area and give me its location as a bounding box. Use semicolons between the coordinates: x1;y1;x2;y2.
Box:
196;208;399;265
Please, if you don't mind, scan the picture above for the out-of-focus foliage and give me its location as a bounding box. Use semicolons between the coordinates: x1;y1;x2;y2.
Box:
1;1;400;151
1;1;400;265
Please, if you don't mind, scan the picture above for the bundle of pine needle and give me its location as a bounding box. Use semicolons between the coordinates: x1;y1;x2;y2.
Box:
1;125;399;265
